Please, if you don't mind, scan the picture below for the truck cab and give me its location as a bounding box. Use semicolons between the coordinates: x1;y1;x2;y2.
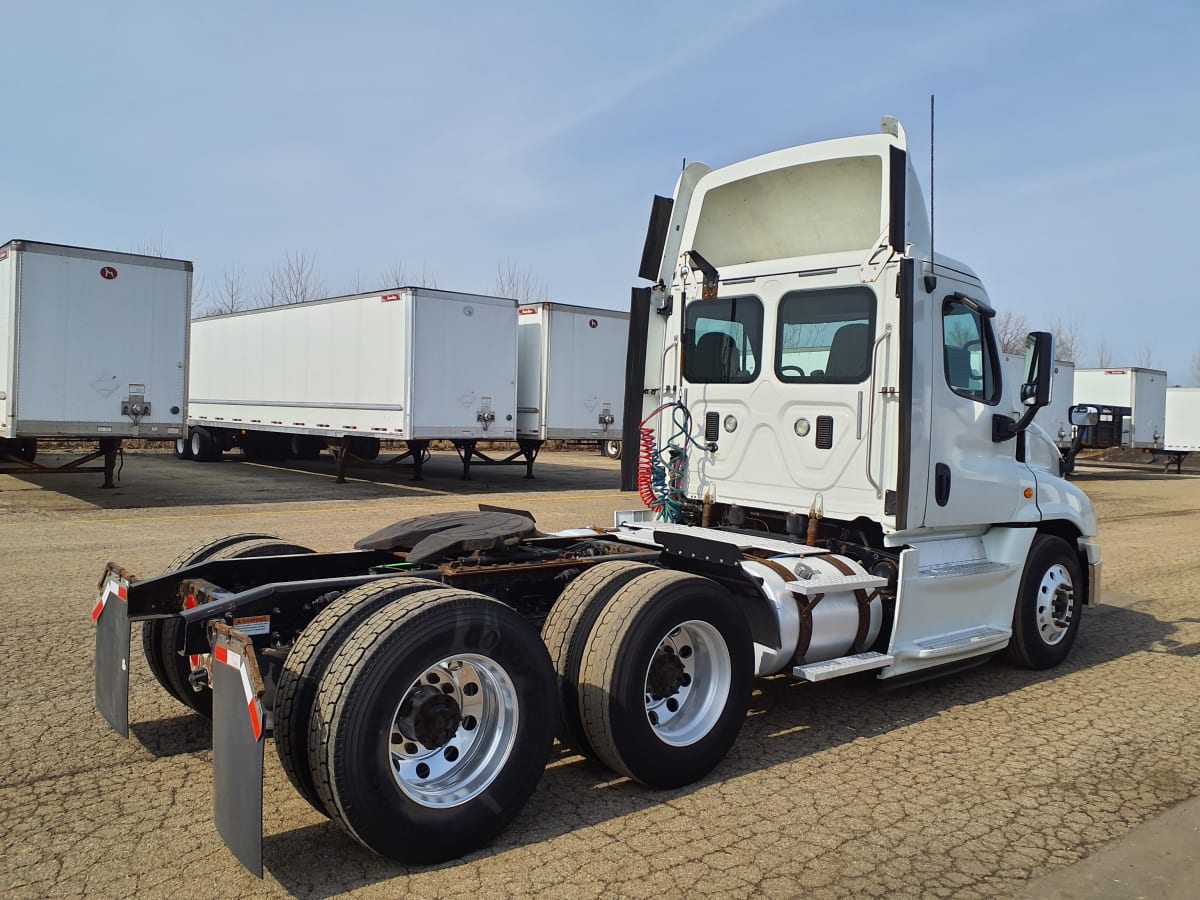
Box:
626;118;1101;677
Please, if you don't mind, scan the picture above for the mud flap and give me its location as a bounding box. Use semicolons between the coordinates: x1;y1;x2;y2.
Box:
93;565;132;738
211;624;266;878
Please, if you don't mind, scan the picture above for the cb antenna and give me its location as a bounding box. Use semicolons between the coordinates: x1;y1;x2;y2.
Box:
926;94;938;293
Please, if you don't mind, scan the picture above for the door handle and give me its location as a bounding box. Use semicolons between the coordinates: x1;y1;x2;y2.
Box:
935;463;951;507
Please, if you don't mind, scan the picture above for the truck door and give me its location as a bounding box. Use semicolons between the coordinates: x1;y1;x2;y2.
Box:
922;283;1028;528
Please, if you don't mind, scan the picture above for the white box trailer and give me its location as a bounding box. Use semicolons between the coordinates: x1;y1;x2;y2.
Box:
517;302;628;457
1155;387;1200;472
182;287;531;480
1001;353;1074;449
0;239;191;486
1072;367;1167;450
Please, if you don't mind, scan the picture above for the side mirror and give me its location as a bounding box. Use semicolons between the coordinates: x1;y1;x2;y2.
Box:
1070;405;1099;427
1021;331;1054;408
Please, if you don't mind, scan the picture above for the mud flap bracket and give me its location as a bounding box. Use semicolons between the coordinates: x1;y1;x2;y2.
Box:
211;623;266;878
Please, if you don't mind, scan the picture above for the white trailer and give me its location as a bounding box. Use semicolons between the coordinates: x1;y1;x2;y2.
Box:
1155;387;1200;472
0;240;191;486
516;302;628;458
1001;353;1074;449
94;118;1101;877
1072;367;1167;450
183;287;532;480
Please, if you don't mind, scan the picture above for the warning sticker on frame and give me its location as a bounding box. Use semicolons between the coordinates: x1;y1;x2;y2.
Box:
233;615;270;636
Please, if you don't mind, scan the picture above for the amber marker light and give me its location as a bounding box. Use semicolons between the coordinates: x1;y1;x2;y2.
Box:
1023;488;1034;499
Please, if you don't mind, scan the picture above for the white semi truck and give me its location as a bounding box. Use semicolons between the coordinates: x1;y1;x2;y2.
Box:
179;288;538;480
0;240;191;486
92;119;1100;877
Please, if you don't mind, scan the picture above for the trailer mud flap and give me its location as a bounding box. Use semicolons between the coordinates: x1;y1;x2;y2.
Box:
93;565;132;737
211;624;266;878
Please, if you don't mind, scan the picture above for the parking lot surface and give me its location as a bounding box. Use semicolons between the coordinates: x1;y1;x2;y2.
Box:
1;449;1197;898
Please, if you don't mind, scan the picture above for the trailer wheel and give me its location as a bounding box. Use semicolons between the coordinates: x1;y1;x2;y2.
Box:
578;569;753;788
600;440;622;460
290;434;323;461
1004;535;1083;669
15;439;37;462
190;427;221;462
174;436;193;460
275;577;442;816
155;537;314;719
347;436;381;461
311;589;555;863
141;533;279;710
541;560;657;756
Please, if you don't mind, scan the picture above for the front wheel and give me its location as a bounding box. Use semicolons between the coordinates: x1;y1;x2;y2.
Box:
311;589;555;863
577;569;753;788
1005;534;1083;669
600;440;622;460
174;436;193;460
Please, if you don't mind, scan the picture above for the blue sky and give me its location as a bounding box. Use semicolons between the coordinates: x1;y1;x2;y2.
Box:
4;1;1198;381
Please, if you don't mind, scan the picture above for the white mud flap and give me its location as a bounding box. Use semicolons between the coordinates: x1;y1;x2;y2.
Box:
93;564;132;737
211;624;266;878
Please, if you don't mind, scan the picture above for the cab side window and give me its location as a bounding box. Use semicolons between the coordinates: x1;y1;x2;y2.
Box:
942;297;1000;404
683;296;763;384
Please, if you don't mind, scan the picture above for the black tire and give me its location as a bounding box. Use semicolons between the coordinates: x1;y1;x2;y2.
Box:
16;439;37;462
600;440;622;460
541;560;657;756
578;568;753;788
1004;534;1083;669
310;589;555;863
190;427;221;462
174;436;193;460
154;536;314;719
274;577;442;817
290;434;323;461
141;533;278;709
347;436;381;461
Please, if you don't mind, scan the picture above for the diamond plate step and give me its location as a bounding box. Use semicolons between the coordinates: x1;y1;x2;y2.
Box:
793;651;894;682
918;560;1013;578
785;573;888;596
912;626;1011;659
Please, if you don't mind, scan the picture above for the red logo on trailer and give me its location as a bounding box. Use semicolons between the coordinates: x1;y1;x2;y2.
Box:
588;318;598;328
519;307;537;315
100;266;118;280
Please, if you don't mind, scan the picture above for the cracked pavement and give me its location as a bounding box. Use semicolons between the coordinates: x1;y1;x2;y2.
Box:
1;450;1197;898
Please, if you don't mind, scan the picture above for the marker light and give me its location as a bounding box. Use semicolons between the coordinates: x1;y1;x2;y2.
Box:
723;415;738;433
794;418;811;437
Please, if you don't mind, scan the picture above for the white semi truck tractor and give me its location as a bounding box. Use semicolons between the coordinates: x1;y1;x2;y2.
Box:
92;118;1101;876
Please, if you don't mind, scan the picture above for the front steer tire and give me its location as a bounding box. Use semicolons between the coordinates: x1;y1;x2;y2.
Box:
310;589;556;863
274;577;444;817
1005;534;1083;669
578;568;753;789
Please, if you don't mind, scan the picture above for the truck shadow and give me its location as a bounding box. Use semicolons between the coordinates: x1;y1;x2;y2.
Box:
261;602;1172;897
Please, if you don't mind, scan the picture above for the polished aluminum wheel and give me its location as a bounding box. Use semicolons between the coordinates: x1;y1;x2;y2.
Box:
642;620;732;747
1035;563;1075;646
389;654;519;808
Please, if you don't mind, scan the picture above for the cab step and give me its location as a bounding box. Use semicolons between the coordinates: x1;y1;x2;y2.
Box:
793;651;894;682
911;625;1011;659
917;560;1013;578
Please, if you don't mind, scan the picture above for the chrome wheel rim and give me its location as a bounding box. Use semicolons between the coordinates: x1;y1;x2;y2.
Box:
388;653;519;808
1036;564;1075;645
643;620;731;747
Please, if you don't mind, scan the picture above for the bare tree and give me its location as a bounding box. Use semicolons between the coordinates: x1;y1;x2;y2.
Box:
993;311;1030;354
380;260;439;290
1191;350;1200;385
259;250;326;307
1048;315;1082;363
190;274;208;317
1095;337;1114;368
1135;342;1155;367
132;234;165;257
347;268;367;295
202;265;251;315
493;259;547;303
